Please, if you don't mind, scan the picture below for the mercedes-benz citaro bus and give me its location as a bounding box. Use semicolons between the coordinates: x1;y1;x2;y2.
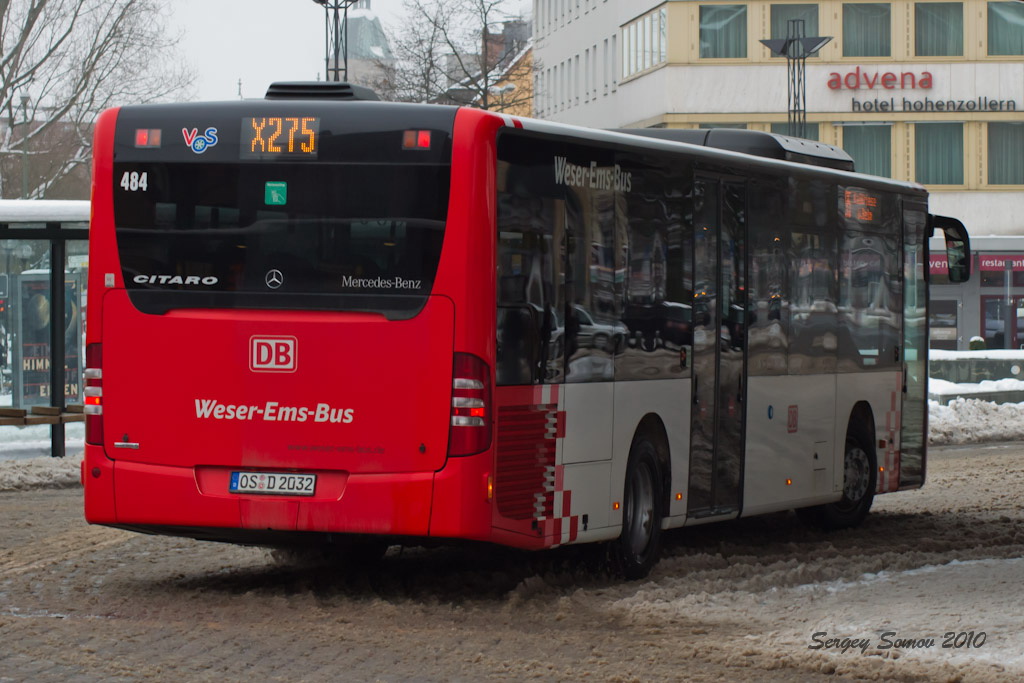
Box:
83;82;970;579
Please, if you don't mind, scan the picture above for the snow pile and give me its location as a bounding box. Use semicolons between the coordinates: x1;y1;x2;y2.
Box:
0;449;82;492
929;398;1024;444
0;421;83;450
930;349;1024;361
929;376;1024;395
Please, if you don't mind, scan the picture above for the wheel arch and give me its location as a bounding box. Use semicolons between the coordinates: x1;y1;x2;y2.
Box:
847;400;877;461
632;413;672;517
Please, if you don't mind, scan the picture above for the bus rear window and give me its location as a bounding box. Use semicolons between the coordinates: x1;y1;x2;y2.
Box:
113;162;448;318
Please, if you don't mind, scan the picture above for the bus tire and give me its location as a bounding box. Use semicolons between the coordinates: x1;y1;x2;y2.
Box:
608;436;664;580
797;434;876;530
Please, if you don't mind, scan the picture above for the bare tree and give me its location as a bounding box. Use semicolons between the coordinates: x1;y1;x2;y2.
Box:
374;0;533;114
0;0;194;199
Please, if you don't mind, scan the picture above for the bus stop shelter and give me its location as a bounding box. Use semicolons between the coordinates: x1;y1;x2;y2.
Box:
0;200;90;458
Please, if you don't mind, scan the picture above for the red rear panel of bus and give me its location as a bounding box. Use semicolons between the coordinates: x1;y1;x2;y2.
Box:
84;101;504;544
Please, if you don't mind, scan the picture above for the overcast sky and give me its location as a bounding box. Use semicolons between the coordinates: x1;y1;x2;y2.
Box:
169;0;404;102
170;0;530;102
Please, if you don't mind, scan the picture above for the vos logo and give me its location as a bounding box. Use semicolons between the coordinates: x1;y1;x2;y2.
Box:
182;126;218;154
250;336;297;373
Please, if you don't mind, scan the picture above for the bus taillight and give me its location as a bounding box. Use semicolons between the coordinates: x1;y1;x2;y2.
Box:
84;343;103;446
402;129;431;150
448;353;492;457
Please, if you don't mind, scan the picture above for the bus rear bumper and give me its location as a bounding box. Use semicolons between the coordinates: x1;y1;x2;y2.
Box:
84;449;521;547
85;453;436;537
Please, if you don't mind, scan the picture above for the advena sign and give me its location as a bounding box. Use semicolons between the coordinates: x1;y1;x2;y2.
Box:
827;67;933;90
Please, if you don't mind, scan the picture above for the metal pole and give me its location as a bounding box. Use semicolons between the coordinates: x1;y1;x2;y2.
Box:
342;2;350;81
1006;258;1013;349
762;27;829;140
786;19;806;140
317;1;357;82
50;234;66;458
330;2;341;80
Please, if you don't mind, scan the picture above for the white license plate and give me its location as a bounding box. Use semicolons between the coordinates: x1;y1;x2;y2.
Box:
229;471;316;496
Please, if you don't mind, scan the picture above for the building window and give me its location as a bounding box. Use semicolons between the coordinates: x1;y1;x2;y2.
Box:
989;1;1024;55
604;37;610;92
660;8;667;62
626;20;634;73
916;3;963;56
700;5;748;58
643;14;652;70
915;122;964;185
699;123;748;129
622;9;669;78
989;122;1024;184
574;54;580;105
771;122;820;140
622;23;630;78
612;33;618;90
771;4;820;48
843;4;891;57
843;125;891;177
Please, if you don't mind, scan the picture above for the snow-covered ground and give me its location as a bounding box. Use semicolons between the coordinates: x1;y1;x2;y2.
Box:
2;392;1022;680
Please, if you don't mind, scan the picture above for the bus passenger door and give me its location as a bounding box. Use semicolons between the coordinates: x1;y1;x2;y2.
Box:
899;202;928;488
688;178;747;517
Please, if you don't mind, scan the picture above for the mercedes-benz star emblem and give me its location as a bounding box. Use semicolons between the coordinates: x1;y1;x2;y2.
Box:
265;269;284;289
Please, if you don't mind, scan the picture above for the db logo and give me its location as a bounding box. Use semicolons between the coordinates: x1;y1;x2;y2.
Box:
250;336;297;373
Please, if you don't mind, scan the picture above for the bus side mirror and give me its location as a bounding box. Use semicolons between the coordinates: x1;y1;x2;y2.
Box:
930;215;971;284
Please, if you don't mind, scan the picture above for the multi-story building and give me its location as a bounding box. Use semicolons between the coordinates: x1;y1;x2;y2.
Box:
533;0;1024;348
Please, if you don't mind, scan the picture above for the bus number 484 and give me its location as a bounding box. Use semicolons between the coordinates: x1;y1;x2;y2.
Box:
120;171;148;192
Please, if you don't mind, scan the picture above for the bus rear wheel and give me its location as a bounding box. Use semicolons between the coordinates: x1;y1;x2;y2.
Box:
797;435;876;530
608;437;663;580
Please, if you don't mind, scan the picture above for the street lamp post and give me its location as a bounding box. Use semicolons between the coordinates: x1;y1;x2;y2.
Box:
310;0;359;82
488;83;516;112
760;21;832;140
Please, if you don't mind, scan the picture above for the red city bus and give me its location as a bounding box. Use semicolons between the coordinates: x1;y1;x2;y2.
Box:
83;83;970;578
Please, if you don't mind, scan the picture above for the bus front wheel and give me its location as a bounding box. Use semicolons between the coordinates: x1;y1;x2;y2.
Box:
797;434;876;530
608;437;664;580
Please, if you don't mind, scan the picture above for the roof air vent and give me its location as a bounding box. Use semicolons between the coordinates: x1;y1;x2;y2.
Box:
265;81;380;101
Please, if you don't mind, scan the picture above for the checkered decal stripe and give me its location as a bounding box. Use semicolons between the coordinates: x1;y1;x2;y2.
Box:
495;385;563;521
494;384;578;546
879;379;902;493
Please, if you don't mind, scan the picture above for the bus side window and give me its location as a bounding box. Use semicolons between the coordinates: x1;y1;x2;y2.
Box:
787;179;838;375
497;305;540;385
748;181;788;376
495;151;562;386
616;154;692;381
837;187;902;370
